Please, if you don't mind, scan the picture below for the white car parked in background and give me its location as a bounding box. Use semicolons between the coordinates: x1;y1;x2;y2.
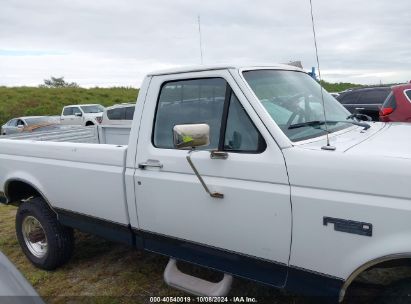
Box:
60;104;104;126
101;103;135;125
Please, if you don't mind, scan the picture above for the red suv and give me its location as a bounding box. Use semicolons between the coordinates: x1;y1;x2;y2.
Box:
379;83;411;122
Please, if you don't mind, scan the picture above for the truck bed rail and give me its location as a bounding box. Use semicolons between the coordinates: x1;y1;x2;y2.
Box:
1;126;99;143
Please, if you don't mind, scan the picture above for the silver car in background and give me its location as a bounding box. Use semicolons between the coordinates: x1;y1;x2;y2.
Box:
1;116;60;135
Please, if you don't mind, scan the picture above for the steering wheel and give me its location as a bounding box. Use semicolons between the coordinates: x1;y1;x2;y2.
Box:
284;93;312;127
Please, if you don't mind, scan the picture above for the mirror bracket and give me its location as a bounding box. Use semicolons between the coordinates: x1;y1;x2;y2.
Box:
186;150;224;199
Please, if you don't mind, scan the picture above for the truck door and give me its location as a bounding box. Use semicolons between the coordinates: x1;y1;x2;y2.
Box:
61;107;73;125
61;106;82;125
134;70;292;287
71;106;83;125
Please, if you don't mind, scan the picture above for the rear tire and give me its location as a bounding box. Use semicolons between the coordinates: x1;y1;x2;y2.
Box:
15;197;74;270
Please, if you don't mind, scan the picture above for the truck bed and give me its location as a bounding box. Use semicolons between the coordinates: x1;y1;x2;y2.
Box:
0;125;131;225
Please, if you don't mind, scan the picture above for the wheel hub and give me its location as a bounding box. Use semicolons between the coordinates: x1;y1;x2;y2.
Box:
22;216;48;258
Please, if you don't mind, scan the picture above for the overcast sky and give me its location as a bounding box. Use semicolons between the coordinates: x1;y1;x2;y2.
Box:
0;0;410;87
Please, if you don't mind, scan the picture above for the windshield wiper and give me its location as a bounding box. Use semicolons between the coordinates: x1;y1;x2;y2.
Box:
288;120;371;130
288;120;333;129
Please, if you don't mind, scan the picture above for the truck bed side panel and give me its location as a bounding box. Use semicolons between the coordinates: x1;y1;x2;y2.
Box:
0;140;129;225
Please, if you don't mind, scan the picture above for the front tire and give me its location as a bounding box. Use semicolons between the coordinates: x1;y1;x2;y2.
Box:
378;278;411;304
15;197;74;270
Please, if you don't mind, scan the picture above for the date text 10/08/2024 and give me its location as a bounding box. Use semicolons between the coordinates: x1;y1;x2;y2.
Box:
149;297;258;303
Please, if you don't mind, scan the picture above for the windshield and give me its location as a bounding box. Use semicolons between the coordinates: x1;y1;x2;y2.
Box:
243;70;352;142
25;116;59;125
80;105;104;113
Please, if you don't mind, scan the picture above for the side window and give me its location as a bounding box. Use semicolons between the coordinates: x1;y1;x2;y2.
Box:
405;90;411;103
63;107;73;116
153;78;226;149
8;119;17;126
382;92;397;110
338;92;360;105
107;108;126;120
72;107;81;115
358;90;390;105
125;106;135;120
16;119;25;126
223;93;266;152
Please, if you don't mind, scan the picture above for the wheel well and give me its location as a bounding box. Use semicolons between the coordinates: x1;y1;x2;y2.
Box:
340;256;411;302
6;180;43;204
85;121;94;126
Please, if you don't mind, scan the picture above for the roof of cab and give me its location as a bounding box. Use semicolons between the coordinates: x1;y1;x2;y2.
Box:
147;64;303;76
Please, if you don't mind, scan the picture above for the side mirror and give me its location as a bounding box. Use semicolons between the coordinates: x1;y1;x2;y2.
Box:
173;124;210;149
74;112;82;117
172;124;223;199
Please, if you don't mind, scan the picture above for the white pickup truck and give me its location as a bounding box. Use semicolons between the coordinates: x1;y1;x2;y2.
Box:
1;65;411;302
60;104;105;126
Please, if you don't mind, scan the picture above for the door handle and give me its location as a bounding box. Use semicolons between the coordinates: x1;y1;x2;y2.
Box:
355;107;365;110
138;159;163;169
210;150;228;159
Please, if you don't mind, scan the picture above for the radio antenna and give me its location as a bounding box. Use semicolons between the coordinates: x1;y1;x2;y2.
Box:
309;0;335;150
197;15;204;65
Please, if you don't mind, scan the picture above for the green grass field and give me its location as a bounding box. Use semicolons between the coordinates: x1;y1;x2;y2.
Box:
0;86;139;125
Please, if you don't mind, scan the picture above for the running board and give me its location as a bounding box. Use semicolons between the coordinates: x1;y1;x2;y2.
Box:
163;259;233;296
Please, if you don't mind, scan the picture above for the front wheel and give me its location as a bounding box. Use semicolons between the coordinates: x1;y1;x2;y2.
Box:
15;197;74;270
378;278;411;304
